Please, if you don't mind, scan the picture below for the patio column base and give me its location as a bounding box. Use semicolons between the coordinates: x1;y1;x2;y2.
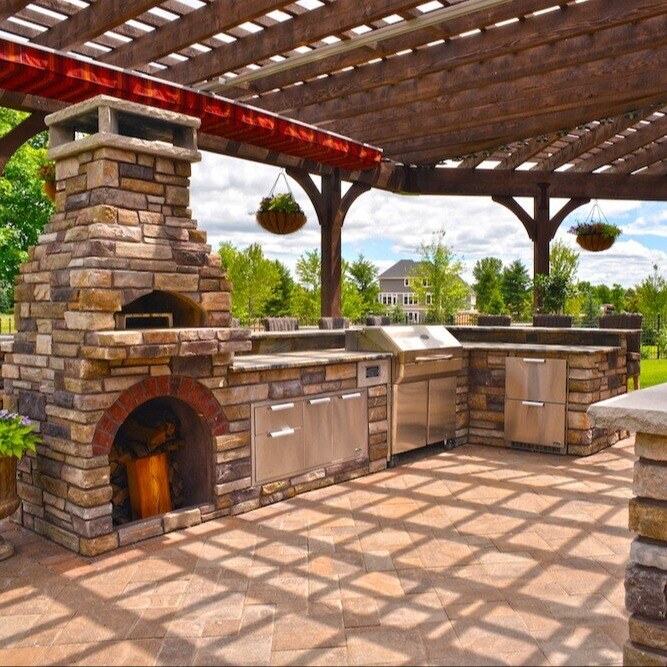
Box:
0;534;14;561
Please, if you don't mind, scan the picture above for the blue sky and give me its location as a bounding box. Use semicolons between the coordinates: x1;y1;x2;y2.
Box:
191;152;667;288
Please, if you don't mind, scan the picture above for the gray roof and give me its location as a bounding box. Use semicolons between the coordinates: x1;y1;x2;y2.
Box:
378;259;419;279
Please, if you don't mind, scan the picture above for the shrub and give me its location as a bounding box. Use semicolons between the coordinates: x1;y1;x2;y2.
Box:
0;410;39;458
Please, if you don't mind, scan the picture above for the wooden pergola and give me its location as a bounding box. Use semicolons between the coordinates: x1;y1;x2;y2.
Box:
1;0;667;316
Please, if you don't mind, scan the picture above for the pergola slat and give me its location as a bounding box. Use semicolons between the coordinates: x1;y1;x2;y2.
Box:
101;0;297;70
32;0;162;52
160;0;428;85
571;113;667;173
608;139;667;174
0;1;31;23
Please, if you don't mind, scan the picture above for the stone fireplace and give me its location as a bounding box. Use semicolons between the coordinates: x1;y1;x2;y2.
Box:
2;96;250;555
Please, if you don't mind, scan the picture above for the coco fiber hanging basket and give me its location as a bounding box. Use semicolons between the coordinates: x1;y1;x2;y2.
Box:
568;201;621;253
256;171;306;235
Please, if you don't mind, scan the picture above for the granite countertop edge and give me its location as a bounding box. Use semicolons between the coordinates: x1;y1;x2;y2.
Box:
461;342;621;354
231;350;391;372
588;384;667;436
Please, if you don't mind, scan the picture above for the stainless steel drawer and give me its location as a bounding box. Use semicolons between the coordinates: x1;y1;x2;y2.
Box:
504;399;566;450
254;427;305;483
399;355;462;382
505;357;567;404
254;401;303;436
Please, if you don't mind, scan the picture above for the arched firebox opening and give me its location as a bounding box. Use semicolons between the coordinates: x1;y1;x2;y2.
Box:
110;396;213;525
117;290;206;329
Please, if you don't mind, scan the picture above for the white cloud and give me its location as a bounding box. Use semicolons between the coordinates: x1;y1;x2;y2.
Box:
190;153;667;287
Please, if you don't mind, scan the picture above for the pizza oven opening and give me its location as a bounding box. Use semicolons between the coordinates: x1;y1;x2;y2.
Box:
117;291;206;330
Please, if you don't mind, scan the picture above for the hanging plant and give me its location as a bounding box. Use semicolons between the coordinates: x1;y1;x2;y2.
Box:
38;162;56;202
256;171;306;235
568;201;621;252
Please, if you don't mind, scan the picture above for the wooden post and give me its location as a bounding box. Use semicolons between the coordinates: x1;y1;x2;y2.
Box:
533;183;551;279
321;171;343;318
286;168;370;319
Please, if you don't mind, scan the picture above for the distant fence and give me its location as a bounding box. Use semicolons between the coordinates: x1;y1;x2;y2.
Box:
642;313;663;360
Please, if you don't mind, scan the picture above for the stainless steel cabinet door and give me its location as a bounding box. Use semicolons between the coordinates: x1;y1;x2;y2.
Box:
394;381;428;454
255;401;303;436
304;396;333;469
254;428;305;484
427;376;457;444
505;357;567;404
332;391;368;462
504;399;566;450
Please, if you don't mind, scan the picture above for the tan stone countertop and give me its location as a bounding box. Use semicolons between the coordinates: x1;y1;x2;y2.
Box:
589;384;667;436
231;349;391;372
461;342;621;354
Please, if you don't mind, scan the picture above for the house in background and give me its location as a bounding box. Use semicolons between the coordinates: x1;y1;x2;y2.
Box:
377;259;474;323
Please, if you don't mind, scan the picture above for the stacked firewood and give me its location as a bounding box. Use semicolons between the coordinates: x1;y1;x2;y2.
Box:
110;407;185;524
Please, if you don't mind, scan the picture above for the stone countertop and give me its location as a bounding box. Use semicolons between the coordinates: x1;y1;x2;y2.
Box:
588;384;667;436
461;342;621;354
231;349;391;373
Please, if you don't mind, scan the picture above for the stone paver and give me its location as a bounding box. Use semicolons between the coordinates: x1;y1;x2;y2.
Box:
0;440;634;666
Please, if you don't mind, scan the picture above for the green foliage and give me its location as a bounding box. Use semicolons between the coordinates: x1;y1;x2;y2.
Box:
473;257;504;314
0;108;54;303
263;260;294;317
501;260;531;320
550;240;579;284
0;410;39;458
568;221;622;240
637;360;667;389
292;249;321;323
581;292;599;328
219;242;281;323
636;264;667;319
258;192;303;214
390;303;405;324
348;254;380;316
534;273;574;315
411;231;468;322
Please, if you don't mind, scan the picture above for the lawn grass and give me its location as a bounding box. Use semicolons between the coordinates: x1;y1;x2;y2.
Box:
638;359;667;389
0;313;15;334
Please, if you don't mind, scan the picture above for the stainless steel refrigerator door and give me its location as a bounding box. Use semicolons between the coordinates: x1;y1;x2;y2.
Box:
393;380;428;454
504;399;566;450
427;376;457;444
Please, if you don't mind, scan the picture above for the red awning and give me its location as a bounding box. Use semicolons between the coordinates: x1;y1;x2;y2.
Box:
0;39;382;171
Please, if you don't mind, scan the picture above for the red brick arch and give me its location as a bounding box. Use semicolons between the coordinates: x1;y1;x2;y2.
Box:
93;376;227;456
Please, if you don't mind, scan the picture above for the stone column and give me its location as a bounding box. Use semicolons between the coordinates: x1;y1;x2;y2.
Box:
589;387;667;666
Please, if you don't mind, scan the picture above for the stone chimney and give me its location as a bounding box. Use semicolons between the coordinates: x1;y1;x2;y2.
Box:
3;95;249;555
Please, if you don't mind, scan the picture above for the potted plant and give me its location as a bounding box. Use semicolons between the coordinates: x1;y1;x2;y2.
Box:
0;410;39;560
568;202;621;252
38;162;56;202
256;171;306;235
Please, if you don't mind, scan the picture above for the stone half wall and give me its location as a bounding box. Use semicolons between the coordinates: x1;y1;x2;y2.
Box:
625;433;667;666
460;347;627;456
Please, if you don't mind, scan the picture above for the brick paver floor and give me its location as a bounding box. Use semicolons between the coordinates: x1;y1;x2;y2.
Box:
0;440;634;666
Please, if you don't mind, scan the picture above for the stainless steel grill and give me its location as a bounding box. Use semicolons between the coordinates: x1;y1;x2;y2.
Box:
347;326;462;455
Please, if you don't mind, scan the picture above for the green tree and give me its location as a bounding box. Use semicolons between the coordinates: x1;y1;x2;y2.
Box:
411;231;468;322
292;249;321;323
581;291;599;328
636;264;667;318
473;257;504;314
0;108;53;308
263;260;294;317
219;242;280;323
501;260;531;320
535;240;580;314
348;254;380;316
550;240;580;284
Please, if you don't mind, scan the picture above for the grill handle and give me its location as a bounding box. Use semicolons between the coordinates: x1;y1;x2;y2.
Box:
269;402;295;412
308;397;331;405
415;354;454;362
521;401;545;407
523;358;546;364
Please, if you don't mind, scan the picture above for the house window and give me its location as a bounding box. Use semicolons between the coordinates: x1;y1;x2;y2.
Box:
403;294;418;306
404;278;410;287
379;293;398;306
426;293;433;306
407;311;420;323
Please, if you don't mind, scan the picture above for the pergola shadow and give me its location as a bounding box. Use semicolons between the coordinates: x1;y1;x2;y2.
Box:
0;439;632;666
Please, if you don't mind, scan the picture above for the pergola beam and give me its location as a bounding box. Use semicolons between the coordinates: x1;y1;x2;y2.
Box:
101;0;295;70
608;139;667;175
32;0;161;52
337;48;667;146
227;0;574;105
162;0;428;85
0;1;30;23
288;4;667;124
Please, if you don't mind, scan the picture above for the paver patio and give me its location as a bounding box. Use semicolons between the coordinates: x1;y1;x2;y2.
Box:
0;440;633;666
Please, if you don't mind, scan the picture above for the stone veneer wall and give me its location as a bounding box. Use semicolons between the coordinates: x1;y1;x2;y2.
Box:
625;434;667;666
465;347;627;455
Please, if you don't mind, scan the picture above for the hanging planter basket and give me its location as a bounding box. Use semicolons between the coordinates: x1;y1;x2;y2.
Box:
568;201;621;253
38;163;56;203
576;233;615;252
256;210;306;235
255;170;306;235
